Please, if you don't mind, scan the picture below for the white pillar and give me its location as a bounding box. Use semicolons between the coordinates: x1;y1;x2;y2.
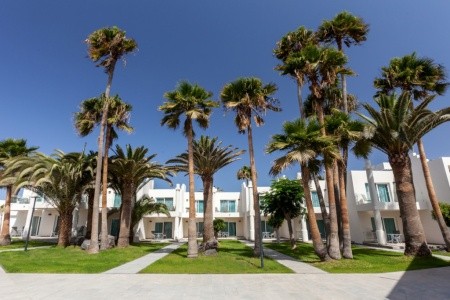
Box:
300;215;309;241
365;159;386;245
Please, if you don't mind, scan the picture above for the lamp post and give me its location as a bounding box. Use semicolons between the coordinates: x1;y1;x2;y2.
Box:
24;196;38;251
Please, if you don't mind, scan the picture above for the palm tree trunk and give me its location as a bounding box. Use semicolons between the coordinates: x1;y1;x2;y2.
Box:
0;185;13;246
296;79;305;119
89;65;115;253
338;160;353;258
58;209;73;247
202;177;214;243
301;163;330;261
186;119;198;258
417;139;450;250
317;102;340;259
389;153;431;256
247;124;262;257
100;125;112;250
86;188;94;239
117;183;133;247
312;173;330;238
333;160;343;249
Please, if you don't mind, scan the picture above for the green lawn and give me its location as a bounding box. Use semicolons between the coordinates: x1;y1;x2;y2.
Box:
433;250;450;257
265;242;450;273
0;242;168;273
0;239;56;250
140;240;292;274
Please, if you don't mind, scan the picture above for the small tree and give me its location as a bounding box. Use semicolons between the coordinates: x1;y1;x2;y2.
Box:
432;203;450;228
213;219;226;239
261;178;304;249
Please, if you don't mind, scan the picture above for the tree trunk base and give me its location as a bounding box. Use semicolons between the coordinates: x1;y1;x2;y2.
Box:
0;234;11;246
405;242;431;257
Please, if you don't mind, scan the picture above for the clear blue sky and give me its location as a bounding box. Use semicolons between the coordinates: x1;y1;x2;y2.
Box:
2;0;450;192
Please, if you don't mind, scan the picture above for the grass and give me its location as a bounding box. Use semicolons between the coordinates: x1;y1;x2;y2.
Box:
0;239;56;250
433;249;450;257
265;242;450;273
0;242;168;273
140;240;292;274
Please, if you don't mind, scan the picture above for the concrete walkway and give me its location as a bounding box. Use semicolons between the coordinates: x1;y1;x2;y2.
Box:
1;241;450;299
240;240;326;274
103;242;183;274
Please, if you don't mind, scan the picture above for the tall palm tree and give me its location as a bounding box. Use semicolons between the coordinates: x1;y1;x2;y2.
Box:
356;93;450;256
75;94;133;249
221;77;280;257
3;151;93;247
374;53;450;250
325;110;365;258
317;11;369;114
302;44;351;259
109;144;173;247
85;26;137;253
167;136;244;244
159;81;218;258
0;139;37;246
236;165;252;185
274;26;317;118
266;118;335;261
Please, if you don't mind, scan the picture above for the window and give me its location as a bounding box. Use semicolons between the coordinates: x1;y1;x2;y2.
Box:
223;222;236;236
196;222;204;236
311;191;320;208
220;200;236;212
195;200;204;213
154;222;173;238
113;194;121;208
261;221;274;233
365;183;372;202
377;184;391;203
156;197;174;211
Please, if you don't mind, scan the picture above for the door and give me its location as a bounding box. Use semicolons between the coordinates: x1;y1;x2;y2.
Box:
227;222;236;236
31;216;41;236
163;222;173;239
317;219;326;239
110;219;120;238
383;218;396;235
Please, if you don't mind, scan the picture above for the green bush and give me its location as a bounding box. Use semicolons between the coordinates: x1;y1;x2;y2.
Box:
431;202;450;227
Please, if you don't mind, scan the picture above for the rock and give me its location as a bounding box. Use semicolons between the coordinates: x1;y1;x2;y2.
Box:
198;238;218;253
81;239;90;250
204;249;218;256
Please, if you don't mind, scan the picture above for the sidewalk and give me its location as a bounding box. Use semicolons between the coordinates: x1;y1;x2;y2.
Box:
103;242;183;274
239;240;326;274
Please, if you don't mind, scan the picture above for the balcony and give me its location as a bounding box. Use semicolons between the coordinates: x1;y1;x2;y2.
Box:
11;196;29;204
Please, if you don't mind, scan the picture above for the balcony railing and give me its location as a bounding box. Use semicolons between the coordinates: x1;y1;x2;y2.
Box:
11;196;29;204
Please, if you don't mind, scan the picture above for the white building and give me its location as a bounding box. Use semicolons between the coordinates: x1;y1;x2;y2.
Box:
1;154;449;246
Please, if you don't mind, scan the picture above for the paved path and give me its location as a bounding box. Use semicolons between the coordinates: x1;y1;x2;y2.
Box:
1;241;450;299
240;240;326;274
104;242;183;274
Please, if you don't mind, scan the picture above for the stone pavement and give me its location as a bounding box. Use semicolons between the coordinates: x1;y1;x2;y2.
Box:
1;241;450;299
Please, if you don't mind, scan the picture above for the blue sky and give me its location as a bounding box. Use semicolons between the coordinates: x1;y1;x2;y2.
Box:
2;0;450;192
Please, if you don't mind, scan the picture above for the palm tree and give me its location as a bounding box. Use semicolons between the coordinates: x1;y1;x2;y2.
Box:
274;26;317;118
302;44;351;259
374;53;450;250
236;165;252;185
75;94;133;249
356;93;450;256
167;136;244;244
317;11;369;113
109;144;173;247
221;77;280;256
85;26;137;253
266;118;335;261
325;110;365;258
3;151;93;247
159;81;218;258
0;139;37;246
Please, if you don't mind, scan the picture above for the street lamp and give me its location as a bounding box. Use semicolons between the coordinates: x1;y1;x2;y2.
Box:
24;196;38;251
